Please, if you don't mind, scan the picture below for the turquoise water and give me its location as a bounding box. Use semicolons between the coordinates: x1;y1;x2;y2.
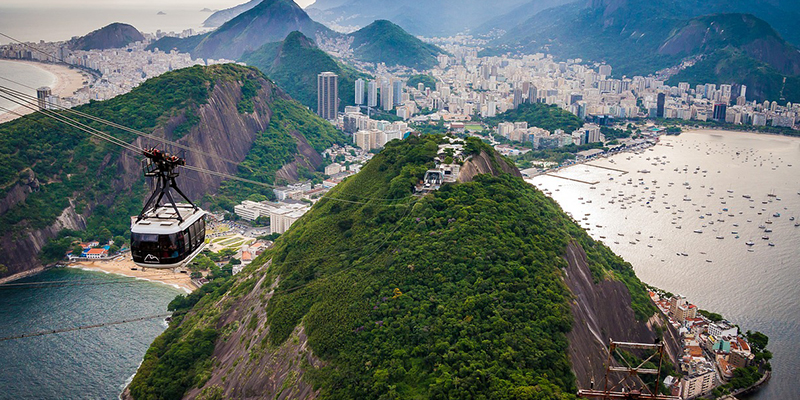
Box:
0;268;180;399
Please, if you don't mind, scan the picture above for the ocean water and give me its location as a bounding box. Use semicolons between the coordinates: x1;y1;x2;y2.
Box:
530;129;800;399
0;5;216;43
0;268;181;399
0;59;55;118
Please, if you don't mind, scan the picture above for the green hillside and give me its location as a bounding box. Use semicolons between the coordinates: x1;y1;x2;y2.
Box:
349;20;444;70
129;135;656;399
485;103;584;133
0;64;345;275
241;31;371;110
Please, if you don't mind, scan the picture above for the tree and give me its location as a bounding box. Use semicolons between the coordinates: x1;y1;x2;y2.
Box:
113;235;126;247
72;244;86;257
0;264;7;275
98;228;112;244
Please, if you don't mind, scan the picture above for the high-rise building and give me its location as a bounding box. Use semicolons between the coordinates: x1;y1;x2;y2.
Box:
656;92;666;118
367;80;378;107
381;79;394;111
713;103;727;122
513;88;523;109
527;85;537;104
354;78;365;106
317;72;338;120
37;86;52;110
598;64;612;77
392;80;403;106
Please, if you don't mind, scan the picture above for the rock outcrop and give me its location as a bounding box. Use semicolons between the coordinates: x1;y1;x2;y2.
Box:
458;149;522;182
563;241;681;389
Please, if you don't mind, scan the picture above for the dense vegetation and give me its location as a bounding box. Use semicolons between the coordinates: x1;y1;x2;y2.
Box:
406;74;437;90
485;103;584;134
129;271;237;400
349;20;444;70
0;63;344;272
241;31;371;110
131;135;657;399
0;65;229;250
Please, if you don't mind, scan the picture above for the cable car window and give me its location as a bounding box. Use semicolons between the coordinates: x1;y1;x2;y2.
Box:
184;229;192;252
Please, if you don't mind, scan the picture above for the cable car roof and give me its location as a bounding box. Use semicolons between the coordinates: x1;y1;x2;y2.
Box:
132;204;206;234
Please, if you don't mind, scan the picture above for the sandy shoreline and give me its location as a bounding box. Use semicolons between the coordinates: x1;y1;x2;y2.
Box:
0;60;89;124
69;256;196;293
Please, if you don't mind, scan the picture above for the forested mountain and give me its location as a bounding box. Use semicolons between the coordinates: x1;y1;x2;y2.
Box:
241;31;370;110
662;14;800;102
307;0;529;36
487;1;800;102
147;0;332;61
0;64;345;279
125;135;675;399
347;20;445;70
68;22;144;51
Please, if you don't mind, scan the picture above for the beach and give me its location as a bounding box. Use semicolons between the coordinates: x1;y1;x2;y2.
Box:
70;255;196;293
0;60;89;124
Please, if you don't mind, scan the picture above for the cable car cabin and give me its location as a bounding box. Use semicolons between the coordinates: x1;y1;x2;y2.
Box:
131;204;207;269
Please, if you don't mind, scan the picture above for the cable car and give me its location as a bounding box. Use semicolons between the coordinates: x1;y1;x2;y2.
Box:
131;148;207;269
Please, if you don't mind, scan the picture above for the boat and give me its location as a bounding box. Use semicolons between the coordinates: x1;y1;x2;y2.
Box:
768;242;775;247
693;229;703;234
773;212;781;218
746;241;755;246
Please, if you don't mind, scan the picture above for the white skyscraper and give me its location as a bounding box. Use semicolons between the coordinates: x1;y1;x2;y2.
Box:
355;78;365;106
381;79;394;111
368;80;378;108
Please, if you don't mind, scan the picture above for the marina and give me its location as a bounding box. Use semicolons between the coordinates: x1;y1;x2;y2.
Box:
529;129;800;400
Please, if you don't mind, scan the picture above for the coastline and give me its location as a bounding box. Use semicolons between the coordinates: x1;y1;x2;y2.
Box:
68;256;196;293
0;59;89;124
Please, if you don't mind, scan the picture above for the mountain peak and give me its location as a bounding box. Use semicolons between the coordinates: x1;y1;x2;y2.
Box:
348;19;444;70
69;22;144;51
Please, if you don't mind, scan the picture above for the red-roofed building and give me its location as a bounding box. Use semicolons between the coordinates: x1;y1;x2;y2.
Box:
85;248;108;259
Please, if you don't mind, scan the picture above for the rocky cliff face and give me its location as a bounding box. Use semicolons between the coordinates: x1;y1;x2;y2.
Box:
458;149;522;182
563;241;681;389
0;200;86;276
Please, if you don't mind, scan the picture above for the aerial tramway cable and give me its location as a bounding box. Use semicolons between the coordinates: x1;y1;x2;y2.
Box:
0;85;413;207
0;313;172;342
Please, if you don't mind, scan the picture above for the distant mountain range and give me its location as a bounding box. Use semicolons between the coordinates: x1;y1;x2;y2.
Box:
69;23;144;51
241;31;370;110
201;0;261;28
148;0;331;61
150;0;442;71
307;0;530;36
483;0;800;102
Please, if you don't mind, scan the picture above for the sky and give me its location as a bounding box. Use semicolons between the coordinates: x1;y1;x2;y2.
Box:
1;0;316;9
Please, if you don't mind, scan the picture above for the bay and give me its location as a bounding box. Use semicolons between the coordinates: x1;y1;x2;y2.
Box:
530;129;800;399
0;268;180;400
